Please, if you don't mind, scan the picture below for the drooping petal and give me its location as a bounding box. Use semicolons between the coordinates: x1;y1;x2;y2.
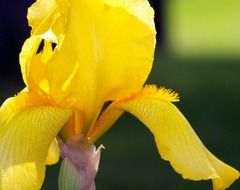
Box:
21;0;156;131
0;91;72;190
90;85;239;190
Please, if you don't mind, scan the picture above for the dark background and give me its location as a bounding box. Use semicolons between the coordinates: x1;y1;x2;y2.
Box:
0;1;239;190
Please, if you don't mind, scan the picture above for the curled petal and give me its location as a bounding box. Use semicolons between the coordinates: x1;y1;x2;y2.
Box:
0;92;72;189
90;85;239;190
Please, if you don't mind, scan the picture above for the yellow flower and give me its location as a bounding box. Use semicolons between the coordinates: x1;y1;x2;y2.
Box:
0;0;239;189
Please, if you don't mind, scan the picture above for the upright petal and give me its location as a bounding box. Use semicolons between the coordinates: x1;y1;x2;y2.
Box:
27;0;69;36
47;0;156;104
21;0;156;131
0;91;72;190
20;35;55;95
90;85;239;190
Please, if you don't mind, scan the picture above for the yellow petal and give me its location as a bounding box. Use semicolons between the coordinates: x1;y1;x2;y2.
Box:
22;0;156;131
46;139;60;165
20;36;54;95
0;92;72;190
48;0;156;103
27;0;69;35
206;150;240;190
19;35;41;86
104;0;155;29
92;85;239;189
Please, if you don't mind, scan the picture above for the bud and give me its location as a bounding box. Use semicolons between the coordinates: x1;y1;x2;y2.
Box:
58;135;104;190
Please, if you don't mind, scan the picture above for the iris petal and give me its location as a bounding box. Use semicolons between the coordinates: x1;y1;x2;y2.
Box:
0;92;72;189
90;85;239;189
47;0;156;104
46;139;61;165
21;0;156;131
27;0;68;36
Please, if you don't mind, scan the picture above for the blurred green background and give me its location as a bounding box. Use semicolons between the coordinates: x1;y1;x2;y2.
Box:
0;0;240;189
166;0;240;57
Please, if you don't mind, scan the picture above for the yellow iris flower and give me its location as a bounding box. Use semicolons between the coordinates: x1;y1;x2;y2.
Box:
0;0;239;189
